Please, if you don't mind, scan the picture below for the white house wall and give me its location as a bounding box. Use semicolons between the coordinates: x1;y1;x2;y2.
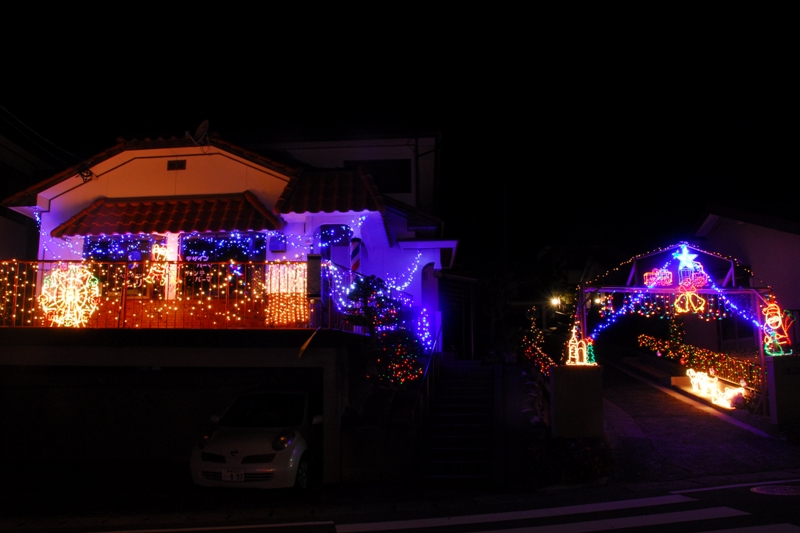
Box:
36;146;292;261
700;217;800;310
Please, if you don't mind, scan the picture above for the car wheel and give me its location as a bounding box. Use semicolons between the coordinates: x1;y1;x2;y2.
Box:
294;456;310;491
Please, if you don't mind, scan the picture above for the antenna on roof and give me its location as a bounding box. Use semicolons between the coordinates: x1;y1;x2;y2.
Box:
190;120;209;144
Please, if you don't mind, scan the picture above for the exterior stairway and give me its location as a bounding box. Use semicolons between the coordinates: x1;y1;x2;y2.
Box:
415;358;498;486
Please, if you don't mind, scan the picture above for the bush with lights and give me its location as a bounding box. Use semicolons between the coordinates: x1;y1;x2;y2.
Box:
344;275;409;336
343;274;425;389
368;329;425;387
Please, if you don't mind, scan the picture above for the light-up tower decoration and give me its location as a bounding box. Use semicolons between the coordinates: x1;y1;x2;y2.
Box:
573;242;794;409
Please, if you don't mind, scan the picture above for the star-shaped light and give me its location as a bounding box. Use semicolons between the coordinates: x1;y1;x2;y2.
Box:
673;244;698;270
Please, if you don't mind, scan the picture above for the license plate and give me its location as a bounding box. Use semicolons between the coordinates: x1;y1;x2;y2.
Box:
222;469;245;481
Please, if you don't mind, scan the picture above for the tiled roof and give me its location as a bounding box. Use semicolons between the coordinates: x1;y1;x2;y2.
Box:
50;191;283;238
273;167;385;215
2;135;301;209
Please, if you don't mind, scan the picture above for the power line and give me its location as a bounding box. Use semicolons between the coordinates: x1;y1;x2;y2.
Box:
0;104;86;169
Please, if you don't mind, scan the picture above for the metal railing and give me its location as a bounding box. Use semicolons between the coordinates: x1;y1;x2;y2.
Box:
410;329;442;450
0;259;406;331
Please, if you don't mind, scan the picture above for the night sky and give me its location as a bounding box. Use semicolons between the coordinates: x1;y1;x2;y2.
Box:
3;63;798;273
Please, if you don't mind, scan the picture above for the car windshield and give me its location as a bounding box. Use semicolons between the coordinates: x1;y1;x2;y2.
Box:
219;393;306;428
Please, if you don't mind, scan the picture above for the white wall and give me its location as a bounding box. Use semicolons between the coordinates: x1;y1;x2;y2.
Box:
37;146;291;261
701;217;800;310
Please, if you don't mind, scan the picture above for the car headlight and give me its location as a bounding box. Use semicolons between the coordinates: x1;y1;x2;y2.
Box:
272;430;296;451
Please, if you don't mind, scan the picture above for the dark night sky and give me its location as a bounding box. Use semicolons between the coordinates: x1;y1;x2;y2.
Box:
3;52;798;272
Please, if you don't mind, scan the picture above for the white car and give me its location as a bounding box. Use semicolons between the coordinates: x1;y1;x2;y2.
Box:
190;390;322;490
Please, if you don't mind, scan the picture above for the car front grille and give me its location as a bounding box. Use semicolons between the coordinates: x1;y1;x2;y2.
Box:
241;454;276;464
201;471;274;482
245;472;274;481
201;452;226;463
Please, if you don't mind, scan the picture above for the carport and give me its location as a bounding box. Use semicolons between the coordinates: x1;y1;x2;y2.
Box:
0;327;372;485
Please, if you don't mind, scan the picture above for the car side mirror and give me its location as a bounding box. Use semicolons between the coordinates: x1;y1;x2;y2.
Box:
312;415;323;425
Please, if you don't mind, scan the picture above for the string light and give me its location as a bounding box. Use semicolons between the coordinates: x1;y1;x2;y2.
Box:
367;329;425;386
580;242;792;355
39;263;100;327
8;216;434;352
385;252;422;292
686;368;745;409
644;268;672;287
762;297;794;356
566;323;597;366
521;307;557;375
639;320;764;391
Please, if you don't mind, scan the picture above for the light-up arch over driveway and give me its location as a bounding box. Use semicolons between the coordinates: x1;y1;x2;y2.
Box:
567;243;794;409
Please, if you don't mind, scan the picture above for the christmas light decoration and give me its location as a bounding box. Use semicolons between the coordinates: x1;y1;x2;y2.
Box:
367;329;425;386
762;300;794;356
686;368;745;409
644;268;673;287
566;324;596;366
521;307;557;375
144;244;169;285
674;277;707;314
39;263;101;327
261;262;309;327
673;244;698;270
638;320;764;391
385;252;422;292
414;307;435;352
7;210;431;344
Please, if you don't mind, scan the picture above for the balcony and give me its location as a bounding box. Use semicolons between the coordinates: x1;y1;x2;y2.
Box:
0;259;408;331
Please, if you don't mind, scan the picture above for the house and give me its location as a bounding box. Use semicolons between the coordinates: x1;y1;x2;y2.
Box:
0;131;457;484
1;133;454;335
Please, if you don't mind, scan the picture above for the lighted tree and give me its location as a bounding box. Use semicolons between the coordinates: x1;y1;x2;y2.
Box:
520;307;557;375
368;329;425;387
344;275;407;336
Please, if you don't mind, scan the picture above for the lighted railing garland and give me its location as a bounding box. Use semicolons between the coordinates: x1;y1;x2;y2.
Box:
1;258;435;349
0;259;314;329
638;332;764;391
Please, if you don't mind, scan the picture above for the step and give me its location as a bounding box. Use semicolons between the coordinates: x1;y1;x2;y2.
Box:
419;447;492;462
426;425;493;437
431;413;492;425
420;461;492;478
431;403;493;415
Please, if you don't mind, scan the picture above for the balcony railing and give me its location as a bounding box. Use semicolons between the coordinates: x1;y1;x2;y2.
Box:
0;259;406;331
